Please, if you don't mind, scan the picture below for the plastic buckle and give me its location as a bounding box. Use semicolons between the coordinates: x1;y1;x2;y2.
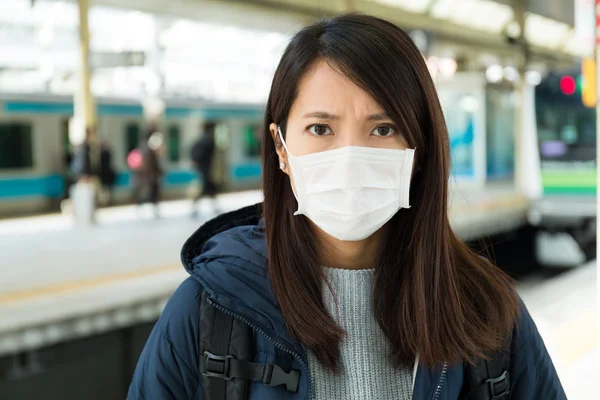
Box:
486;370;510;400
263;364;300;393
202;351;234;381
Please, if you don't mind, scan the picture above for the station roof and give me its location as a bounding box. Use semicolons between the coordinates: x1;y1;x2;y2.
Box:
93;0;590;65
4;0;586;101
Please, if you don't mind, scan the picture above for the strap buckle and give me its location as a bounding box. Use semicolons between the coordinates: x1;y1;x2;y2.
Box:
486;370;510;400
262;364;300;393
202;351;234;381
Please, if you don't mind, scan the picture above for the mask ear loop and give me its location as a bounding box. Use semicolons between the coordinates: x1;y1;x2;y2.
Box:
277;126;293;157
278;126;301;205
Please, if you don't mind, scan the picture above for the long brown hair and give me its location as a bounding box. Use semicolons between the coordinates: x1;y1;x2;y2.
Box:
262;14;519;372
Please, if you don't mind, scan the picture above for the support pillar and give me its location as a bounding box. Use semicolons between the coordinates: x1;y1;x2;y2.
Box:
70;0;98;225
511;0;541;199
76;0;96;133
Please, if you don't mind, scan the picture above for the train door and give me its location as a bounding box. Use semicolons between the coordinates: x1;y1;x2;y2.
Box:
124;122;141;159
485;85;515;182
243;123;261;158
166;124;181;164
0;122;34;171
212;122;230;189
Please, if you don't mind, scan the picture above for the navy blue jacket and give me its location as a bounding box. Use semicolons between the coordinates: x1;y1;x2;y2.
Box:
128;205;567;399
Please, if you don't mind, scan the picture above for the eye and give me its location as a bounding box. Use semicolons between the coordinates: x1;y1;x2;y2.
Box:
371;125;396;137
306;124;332;137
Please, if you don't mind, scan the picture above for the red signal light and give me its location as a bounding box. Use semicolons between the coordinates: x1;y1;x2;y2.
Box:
560;76;576;95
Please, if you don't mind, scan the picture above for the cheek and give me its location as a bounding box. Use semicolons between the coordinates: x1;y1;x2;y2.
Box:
284;130;323;157
284;132;304;156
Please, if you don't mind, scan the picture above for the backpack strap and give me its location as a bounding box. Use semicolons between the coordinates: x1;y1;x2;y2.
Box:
462;334;512;400
199;292;300;399
204;308;233;399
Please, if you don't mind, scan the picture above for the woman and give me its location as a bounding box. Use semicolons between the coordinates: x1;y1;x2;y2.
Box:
128;14;566;400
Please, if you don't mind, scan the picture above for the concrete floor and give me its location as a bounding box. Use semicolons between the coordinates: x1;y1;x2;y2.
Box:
0;189;596;398
518;261;598;399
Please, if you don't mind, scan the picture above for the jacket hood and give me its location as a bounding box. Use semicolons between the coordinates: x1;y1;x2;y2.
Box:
180;203;305;356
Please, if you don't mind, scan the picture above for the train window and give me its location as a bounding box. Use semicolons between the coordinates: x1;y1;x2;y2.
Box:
167;125;181;162
0;123;33;169
125;123;140;159
243;124;260;157
485;88;514;180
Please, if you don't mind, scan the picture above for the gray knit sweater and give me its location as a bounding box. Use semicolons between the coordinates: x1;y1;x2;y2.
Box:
306;267;415;400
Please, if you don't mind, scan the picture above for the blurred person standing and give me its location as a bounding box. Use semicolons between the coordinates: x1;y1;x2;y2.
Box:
98;140;116;206
61;146;74;203
131;124;164;218
68;126;98;223
69;127;94;182
190;122;219;217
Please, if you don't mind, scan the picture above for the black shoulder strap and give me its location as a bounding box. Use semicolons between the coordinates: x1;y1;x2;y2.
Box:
199;294;300;399
462;334;512;400
205;309;233;399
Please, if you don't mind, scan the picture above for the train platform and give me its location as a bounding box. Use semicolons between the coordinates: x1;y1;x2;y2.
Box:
518;261;597;399
0;186;595;398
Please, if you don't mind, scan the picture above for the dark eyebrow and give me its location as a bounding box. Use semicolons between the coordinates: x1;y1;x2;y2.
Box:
367;113;391;121
302;111;392;121
302;111;340;120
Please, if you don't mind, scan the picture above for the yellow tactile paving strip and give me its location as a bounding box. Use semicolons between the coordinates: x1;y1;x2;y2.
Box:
549;308;598;368
0;265;179;305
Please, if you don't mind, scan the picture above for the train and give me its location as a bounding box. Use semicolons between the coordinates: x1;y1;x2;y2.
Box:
530;70;597;265
0;93;265;217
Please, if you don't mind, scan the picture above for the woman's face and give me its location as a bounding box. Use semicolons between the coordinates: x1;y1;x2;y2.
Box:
270;60;409;189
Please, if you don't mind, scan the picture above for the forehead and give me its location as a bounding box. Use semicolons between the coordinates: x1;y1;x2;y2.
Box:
290;60;385;116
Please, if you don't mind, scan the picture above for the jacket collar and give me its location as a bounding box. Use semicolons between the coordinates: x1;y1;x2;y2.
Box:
181;203;304;355
181;204;457;399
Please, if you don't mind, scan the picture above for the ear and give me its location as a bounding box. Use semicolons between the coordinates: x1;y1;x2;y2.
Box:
269;123;289;175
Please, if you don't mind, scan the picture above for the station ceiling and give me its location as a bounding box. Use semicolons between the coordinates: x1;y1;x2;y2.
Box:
91;0;587;67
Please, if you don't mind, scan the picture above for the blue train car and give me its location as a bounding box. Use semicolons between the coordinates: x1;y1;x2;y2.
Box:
0;93;264;217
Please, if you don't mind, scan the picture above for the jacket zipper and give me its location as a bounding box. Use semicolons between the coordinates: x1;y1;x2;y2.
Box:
207;298;312;400
432;362;448;400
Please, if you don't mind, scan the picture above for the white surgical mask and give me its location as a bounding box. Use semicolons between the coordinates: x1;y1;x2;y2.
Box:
278;127;415;241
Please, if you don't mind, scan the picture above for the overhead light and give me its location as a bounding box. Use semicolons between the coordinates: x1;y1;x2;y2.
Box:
503;66;518;82
438;58;457;77
485;65;503;83
525;70;542;86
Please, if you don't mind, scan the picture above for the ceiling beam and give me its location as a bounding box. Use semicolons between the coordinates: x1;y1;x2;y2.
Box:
91;0;577;66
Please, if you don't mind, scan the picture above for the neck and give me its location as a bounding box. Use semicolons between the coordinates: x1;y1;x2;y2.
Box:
315;226;381;270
